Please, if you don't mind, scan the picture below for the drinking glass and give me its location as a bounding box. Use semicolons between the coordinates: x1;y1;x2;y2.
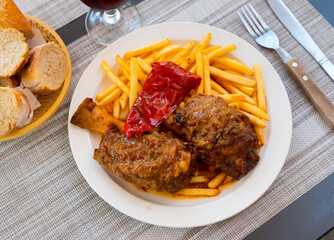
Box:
80;0;141;46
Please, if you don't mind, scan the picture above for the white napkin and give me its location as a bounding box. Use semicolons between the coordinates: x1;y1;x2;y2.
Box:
15;85;41;126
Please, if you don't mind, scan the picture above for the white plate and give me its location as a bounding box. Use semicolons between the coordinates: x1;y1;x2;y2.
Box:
68;22;292;228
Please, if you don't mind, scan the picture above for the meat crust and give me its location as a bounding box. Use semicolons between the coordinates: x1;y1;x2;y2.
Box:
164;94;259;179
70;98;124;133
93;126;196;193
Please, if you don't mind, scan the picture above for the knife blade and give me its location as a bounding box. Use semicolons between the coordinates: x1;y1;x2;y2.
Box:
267;0;334;81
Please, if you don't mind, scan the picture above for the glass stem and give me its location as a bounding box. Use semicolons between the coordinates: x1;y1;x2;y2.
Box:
103;9;121;24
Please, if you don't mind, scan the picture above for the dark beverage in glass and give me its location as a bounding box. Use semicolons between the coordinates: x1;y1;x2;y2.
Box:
80;0;128;11
80;0;140;46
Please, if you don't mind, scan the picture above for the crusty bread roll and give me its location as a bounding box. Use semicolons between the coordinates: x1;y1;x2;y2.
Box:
0;0;34;39
0;28;29;77
0;87;31;137
0;76;20;88
21;42;68;95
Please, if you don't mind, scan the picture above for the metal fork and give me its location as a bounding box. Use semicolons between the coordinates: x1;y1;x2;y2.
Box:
238;4;334;127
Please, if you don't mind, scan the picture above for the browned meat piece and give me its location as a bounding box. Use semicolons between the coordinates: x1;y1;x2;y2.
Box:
93;126;196;193
70;98;125;133
164;94;259;180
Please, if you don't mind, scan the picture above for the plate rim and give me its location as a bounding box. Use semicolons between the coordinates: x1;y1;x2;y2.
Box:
68;21;292;228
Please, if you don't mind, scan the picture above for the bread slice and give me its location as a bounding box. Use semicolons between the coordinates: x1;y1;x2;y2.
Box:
0;28;29;77
0;0;34;39
21;42;68;95
0;87;31;137
0;76;20;87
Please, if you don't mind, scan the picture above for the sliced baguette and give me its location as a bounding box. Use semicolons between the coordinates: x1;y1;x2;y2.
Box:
22;42;68;95
0;87;31;137
0;76;20;88
0;28;29;77
0;0;34;39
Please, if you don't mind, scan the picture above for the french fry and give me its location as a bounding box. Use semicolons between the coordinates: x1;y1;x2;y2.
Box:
119;75;128;82
208;172;227;188
101;60;130;96
252;91;258;105
174;55;190;65
196;51;204;94
215;79;256;105
179;101;186;109
119;91;128;110
177;57;189;68
124;38;170;58
119;105;130;120
118;67;123;76
189;66;196;74
211;89;221;96
221;176;234;185
176;188;220;196
137;57;152;74
254;64;266;112
183;40;196;50
137;69;148;85
189;89;197;96
98;88;122;107
217;94;245;103
222;69;243;76
116;55;147;85
213;69;254;96
113;98;120;119
189;64;196;73
210;80;229;95
155;44;183;59
157;56;165;62
203;55;211;95
240;110;266;128
214;57;253;76
129;58;139;108
228;102;238;108
96;84;118;102
122;67;142;93
202;46;221;55
209;66;256;87
138;51;151;59
190;176;209;183
207;44;237;62
254;125;264;145
171;40;196;63
137;81;143;93
121;70;141;93
180;33;212;69
233;84;254;96
236;101;269;121
143;51;159;64
120;66;131;81
164;54;176;62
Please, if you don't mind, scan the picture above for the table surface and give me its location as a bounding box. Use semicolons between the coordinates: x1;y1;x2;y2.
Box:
248;1;334;239
1;0;334;239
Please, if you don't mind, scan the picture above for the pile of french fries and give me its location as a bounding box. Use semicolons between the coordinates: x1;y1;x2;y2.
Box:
96;33;269;197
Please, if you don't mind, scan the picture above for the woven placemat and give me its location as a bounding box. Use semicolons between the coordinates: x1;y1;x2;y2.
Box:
1;0;333;239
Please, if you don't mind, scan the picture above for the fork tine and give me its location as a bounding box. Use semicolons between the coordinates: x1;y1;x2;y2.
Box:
248;4;270;31
240;7;261;37
245;5;266;34
237;10;258;39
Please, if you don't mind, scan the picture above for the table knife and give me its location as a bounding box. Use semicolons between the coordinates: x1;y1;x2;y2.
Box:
267;0;334;81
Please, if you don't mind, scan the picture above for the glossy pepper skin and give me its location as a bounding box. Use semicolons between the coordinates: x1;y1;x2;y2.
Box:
124;61;201;138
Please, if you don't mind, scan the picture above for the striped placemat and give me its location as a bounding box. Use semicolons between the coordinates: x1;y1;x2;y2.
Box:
1;0;333;239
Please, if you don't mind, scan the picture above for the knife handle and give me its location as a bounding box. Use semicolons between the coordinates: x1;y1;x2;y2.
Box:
286;57;334;127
